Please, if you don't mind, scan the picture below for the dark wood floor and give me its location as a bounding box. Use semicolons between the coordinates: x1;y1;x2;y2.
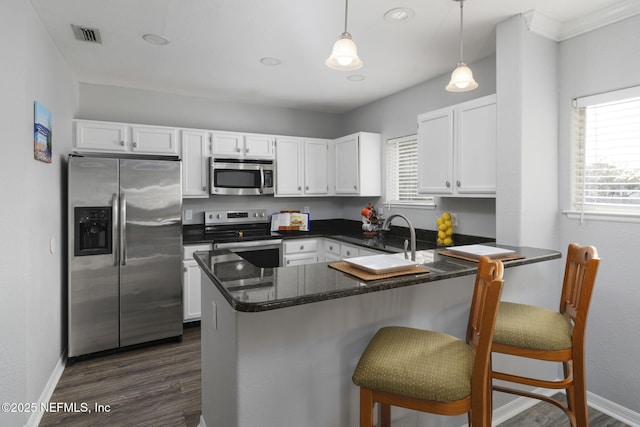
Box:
41;324;626;427
40;325;201;427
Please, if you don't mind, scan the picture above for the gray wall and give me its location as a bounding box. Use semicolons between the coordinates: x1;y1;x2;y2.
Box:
342;56;498;237
558;14;640;413
0;1;77;425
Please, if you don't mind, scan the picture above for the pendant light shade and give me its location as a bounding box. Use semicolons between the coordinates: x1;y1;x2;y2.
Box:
326;0;363;71
446;0;478;92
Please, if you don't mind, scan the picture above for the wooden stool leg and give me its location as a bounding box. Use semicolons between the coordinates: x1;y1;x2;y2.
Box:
571;357;589;427
379;403;391;427
360;388;375;427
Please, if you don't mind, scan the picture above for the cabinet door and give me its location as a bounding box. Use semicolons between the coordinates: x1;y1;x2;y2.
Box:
456;96;497;194
211;131;243;156
74;120;129;152
304;139;329;195
417;108;454;194
181;129;210;198
245;134;275;158
183;260;201;321
275;137;303;196
334;135;359;194
131;126;179;155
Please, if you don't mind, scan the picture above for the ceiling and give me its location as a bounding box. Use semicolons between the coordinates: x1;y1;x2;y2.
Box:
31;0;638;113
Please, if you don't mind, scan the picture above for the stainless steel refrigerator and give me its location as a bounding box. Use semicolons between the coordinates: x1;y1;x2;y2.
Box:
68;155;183;358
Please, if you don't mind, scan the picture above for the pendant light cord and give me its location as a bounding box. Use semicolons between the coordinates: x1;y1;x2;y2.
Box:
458;0;464;63
344;0;349;34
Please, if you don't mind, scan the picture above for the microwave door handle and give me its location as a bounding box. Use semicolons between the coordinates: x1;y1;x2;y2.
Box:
120;193;127;266
112;193;119;266
260;166;265;194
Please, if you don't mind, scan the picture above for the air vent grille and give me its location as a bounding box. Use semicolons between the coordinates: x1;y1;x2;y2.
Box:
71;24;102;44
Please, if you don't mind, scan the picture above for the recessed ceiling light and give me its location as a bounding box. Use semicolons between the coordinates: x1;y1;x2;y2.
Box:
142;33;170;45
384;7;415;23
260;57;282;66
347;75;365;82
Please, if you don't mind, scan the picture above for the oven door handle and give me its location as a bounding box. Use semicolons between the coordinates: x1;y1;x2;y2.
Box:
214;239;283;250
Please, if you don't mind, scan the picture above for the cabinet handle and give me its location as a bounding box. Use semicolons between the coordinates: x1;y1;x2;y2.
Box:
202;186;207;191
456;180;461;187
298;186;302;190
353;185;357;190
329;245;334;251
287;260;290;265
346;251;351;256
246;148;250;153
446;181;451;188
184;267;188;272
305;186;309;190
235;147;242;152
120;140;125;146
300;245;304;250
133;142;138;148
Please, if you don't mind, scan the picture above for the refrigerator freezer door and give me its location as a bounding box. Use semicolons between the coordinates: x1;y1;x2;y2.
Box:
68;157;120;357
119;159;183;346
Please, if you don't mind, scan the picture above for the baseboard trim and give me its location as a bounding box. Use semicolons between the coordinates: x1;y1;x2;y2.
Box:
490;388;640;427
26;348;67;427
587;391;640;427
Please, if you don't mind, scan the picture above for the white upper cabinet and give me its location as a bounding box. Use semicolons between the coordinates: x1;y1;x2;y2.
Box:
74;120;179;155
73;120;179;156
130;125;178;154
181;129;210;198
74;120;129;153
334;132;381;196
275;137;330;197
211;131;274;159
417;94;496;197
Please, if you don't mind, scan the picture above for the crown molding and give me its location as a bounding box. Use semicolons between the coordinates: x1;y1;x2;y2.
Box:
524;0;640;42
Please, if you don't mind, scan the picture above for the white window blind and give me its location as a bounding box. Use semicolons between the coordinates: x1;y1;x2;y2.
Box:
573;86;640;216
386;135;433;205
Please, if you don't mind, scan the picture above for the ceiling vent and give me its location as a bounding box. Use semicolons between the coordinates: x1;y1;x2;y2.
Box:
71;24;102;44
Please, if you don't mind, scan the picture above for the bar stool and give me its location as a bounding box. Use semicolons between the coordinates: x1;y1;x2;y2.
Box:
492;243;600;427
352;256;504;427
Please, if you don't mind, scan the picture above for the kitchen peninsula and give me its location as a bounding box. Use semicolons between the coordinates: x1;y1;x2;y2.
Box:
195;243;561;427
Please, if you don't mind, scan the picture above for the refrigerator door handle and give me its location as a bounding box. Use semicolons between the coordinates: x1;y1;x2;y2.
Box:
112;193;119;266
120;193;127;266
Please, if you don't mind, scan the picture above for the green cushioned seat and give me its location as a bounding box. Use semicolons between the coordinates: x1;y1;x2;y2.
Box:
352;326;474;402
493;301;573;351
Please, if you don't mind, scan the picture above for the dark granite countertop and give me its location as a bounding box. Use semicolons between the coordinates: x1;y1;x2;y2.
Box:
183;218;495;250
194;244;561;313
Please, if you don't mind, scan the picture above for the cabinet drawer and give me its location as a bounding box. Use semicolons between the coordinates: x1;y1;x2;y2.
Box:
340;244;359;258
324;239;341;256
183;244;212;260
283;239;318;254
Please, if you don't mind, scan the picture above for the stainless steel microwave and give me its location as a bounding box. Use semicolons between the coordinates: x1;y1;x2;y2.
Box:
210;158;275;195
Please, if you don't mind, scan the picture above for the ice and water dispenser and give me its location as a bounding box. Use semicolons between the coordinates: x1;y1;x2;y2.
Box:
74;206;112;256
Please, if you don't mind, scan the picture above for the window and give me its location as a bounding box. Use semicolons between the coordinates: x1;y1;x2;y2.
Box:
386;135;434;206
573;86;640;217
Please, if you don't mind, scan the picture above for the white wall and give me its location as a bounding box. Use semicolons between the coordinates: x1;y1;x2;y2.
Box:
558;14;640;413
0;1;77;426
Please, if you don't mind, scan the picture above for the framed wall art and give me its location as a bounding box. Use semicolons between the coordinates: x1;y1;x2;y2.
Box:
34;101;52;163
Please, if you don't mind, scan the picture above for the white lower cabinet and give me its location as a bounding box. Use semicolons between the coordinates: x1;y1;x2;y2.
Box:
182;244;212;322
283;239;319;266
323;238;382;262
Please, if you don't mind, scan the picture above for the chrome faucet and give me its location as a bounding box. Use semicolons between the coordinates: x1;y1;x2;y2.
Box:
381;213;416;261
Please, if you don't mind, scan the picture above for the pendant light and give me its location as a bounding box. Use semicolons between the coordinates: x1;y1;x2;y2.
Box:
445;0;478;92
326;0;363;71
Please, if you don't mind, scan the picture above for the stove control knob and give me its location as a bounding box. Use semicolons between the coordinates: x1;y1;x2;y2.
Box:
260;212;266;217
254;212;259;217
216;214;222;220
